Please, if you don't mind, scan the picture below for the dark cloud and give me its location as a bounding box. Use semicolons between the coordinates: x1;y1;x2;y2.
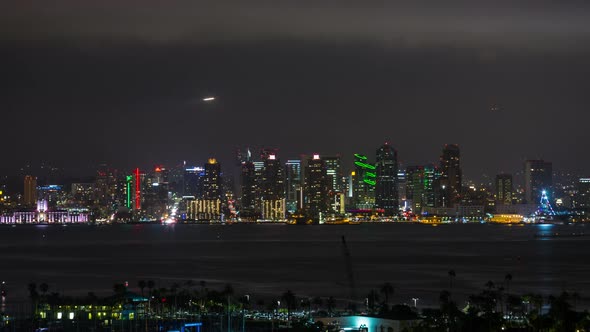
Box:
3;1;590;51
1;2;589;179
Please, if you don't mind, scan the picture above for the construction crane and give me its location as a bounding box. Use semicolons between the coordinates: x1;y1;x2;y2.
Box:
341;236;356;302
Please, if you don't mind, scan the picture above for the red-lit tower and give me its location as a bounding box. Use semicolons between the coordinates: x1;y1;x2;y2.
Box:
134;168;141;210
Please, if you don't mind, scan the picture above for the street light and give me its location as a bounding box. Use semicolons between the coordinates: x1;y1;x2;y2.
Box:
411;298;419;307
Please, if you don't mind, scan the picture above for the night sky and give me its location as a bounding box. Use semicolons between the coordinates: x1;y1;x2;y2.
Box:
2;1;590;180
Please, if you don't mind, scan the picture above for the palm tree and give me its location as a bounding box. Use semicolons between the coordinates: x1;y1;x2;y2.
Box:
147;280;155;296
380;282;394;306
485;280;495;290
39;283;49;305
448;270;456;290
503;273;513;320
171;282;180;313
312;297;323;311
199;280;207;294
184;279;195;294
27;283;39;319
326;296;336;316
571;292;581;311
532;293;543;316
367;289;380;313
281;290;297;320
138;280;146;298
28;282;38;298
39;283;49;296
223;283;234;297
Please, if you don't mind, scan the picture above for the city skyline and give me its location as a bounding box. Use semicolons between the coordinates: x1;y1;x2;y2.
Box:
2;143;586;183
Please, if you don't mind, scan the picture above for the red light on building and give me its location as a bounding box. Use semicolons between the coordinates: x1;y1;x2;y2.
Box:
135;168;141;210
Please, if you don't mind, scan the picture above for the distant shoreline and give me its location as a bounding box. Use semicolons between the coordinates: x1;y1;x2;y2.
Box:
0;221;587;227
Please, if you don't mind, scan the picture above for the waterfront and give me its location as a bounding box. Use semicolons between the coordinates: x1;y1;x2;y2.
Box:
1;223;589;309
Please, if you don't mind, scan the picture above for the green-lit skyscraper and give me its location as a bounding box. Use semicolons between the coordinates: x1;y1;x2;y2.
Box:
353;154;376;210
406;164;440;213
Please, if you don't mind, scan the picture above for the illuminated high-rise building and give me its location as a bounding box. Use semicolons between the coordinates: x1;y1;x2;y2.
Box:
575;178;590;209
153;166;170;188
133;168;142;211
406;166;422;212
184;166;204;198
406;165;439;213
324;156;344;214
397;168;407;202
495;174;513;206
524;160;552;204
375;143;399;216
323;156;342;193
202;158;222;200
261;154;284;200
188;158;223;221
95;163;119;212
23;175;37;206
423;165;441;208
353;153;376;210
285;160;302;213
260;154;285;220
143;169;169;220
439;144;462;207
240;160;259;218
304;154;329;221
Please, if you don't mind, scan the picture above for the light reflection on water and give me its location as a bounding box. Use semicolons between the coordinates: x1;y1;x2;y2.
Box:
0;223;589;308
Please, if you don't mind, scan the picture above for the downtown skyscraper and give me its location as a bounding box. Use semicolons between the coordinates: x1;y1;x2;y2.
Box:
352;153;376;210
439;144;462;207
188;158;223;220
375;143;399;216
406;164;439;213
305;154;329;221
202;158;222;200
495;174;513;206
23;175;37;207
285;159;302;213
260;154;285;220
240;159;259;218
